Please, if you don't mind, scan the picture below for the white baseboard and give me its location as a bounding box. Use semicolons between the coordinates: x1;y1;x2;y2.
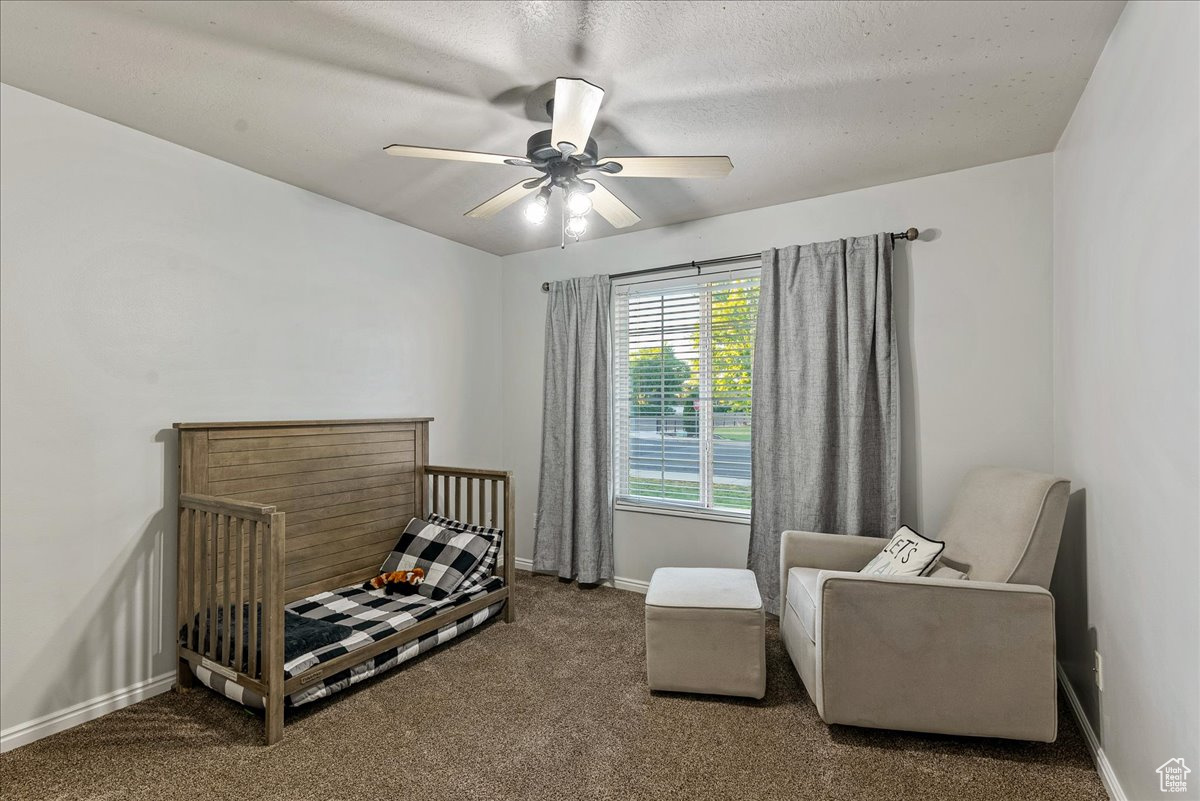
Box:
514;557;650;594
1057;663;1126;801
0;671;175;753
611;574;650;594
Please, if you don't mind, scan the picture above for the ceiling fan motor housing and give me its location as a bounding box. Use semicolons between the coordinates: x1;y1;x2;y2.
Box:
526;129;599;168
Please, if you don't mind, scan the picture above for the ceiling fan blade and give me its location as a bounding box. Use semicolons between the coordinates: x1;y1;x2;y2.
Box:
583;180;640;229
383;144;527;166
594;156;733;178
464;180;539;220
550;78;604;155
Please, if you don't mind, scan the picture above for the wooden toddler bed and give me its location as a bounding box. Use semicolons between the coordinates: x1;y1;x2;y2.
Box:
173;418;514;744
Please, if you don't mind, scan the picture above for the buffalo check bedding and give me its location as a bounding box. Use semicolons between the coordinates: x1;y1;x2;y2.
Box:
380;517;496;600
190;574;505;710
427;513;502;591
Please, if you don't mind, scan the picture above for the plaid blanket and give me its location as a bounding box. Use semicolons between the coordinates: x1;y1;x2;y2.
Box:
192;575;504;709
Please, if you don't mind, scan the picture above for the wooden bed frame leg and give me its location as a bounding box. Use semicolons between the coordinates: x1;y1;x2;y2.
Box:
265;692;284;745
503;475;515;624
176;658;195;691
264;510;286;745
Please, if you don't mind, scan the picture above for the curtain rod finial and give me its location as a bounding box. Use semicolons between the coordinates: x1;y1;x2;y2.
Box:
904;227;919;241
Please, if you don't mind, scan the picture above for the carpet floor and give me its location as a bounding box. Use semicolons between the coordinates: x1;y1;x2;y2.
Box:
1;572;1106;801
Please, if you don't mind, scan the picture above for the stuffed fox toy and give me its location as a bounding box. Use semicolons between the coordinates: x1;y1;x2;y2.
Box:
362;567;425;595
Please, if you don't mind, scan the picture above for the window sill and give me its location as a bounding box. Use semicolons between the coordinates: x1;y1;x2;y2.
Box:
613;500;751;526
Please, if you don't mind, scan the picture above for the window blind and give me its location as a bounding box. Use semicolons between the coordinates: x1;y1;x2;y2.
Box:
613;269;760;514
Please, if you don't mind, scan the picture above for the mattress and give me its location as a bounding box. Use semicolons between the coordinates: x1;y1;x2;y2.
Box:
192;575;505;709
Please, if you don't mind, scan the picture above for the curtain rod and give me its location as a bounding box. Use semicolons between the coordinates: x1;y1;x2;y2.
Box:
540;228;919;292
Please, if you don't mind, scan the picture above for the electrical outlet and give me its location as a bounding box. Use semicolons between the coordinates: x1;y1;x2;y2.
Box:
1093;650;1104;691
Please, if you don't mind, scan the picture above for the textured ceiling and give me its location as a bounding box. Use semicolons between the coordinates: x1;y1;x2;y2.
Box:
0;0;1124;256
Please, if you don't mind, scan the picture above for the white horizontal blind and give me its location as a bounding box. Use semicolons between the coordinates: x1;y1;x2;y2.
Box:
613;269;760;514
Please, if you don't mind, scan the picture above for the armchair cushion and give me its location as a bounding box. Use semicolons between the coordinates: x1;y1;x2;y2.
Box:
784;567;822;642
778;530;883;616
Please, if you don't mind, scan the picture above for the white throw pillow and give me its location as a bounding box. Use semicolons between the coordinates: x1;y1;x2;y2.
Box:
860;526;945;577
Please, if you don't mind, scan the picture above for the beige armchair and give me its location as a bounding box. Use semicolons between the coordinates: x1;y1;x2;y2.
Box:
779;466;1070;742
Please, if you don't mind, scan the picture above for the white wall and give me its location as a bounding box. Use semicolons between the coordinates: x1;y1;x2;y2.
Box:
1051;2;1200;799
500;154;1055;584
0;84;503;738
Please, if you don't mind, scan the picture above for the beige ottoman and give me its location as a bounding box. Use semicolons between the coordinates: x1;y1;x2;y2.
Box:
644;567;766;699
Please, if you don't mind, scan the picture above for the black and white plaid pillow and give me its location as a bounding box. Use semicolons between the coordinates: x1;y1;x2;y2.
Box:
427;514;503;590
382;518;494;600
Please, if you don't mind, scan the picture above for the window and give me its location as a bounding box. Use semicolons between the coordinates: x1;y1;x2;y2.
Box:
613;269;760;515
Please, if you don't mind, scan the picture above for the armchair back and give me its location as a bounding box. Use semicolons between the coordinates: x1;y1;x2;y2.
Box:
937;467;1070;588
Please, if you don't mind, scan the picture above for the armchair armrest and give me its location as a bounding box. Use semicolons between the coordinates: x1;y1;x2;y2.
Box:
778;530;882;615
814;573;1057;741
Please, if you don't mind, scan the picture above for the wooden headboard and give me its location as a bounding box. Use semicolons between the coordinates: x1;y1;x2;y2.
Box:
175;418;429;602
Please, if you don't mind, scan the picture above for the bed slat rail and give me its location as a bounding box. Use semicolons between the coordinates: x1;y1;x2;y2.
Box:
422;465;515;623
177;493;286;742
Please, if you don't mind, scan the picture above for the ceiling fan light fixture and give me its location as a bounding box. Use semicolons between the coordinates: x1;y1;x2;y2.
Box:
566;191;593;216
565;215;588;238
524;193;549;224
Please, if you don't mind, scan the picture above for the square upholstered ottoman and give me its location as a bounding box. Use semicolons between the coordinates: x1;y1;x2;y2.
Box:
644;567;766;699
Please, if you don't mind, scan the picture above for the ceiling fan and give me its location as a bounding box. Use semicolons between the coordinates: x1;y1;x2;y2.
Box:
383;78;733;243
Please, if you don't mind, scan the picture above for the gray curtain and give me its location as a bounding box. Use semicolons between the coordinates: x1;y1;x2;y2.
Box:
533;275;614;584
748;235;899;612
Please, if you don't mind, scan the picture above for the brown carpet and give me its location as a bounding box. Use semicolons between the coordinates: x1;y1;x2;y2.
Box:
1;572;1105;801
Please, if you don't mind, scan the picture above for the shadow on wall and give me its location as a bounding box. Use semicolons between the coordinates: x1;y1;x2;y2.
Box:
1050;488;1103;741
10;429;177;731
893;236;923;529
